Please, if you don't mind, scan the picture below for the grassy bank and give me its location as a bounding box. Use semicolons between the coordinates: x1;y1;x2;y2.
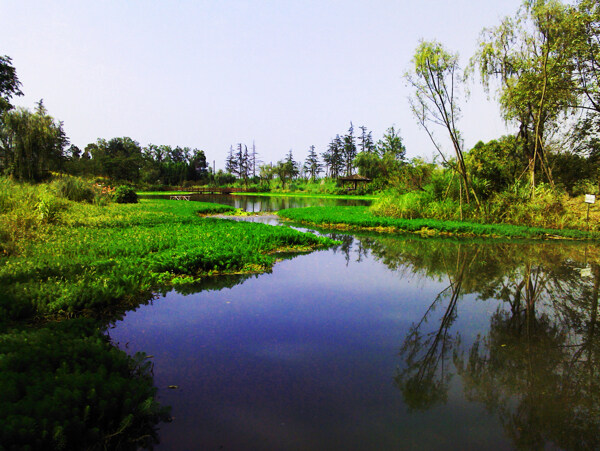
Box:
2;198;334;322
277;206;600;240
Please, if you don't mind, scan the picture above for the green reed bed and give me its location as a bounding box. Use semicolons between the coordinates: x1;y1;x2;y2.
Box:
278;206;600;240
1;199;334;322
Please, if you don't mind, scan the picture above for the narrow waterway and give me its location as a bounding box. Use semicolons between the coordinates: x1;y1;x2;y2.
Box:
108;214;600;450
139;193;372;212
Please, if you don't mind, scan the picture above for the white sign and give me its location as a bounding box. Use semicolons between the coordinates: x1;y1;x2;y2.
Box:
585;194;596;204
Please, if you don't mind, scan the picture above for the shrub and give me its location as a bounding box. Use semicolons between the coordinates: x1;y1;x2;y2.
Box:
572;179;599;197
113;185;138;204
51;176;96;203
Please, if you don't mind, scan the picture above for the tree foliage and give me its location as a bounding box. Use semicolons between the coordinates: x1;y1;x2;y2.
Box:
406;40;476;205
0;55;23;114
473;0;577;192
0;101;68;181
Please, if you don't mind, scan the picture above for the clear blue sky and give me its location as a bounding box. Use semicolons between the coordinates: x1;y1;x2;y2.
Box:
1;0;523;169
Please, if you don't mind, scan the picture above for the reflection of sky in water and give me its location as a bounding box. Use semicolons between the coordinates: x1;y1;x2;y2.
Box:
109;237;515;450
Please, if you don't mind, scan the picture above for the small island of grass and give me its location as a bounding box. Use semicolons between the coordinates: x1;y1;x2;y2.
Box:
278;206;600;240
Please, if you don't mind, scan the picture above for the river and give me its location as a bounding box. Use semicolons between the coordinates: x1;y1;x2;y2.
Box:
108;198;600;450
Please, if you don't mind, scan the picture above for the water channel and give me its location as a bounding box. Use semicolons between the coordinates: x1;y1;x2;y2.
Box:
138;193;372;212
109;196;600;450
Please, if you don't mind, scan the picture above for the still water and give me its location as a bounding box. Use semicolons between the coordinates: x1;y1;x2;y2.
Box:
139;193;372;212
109;220;600;450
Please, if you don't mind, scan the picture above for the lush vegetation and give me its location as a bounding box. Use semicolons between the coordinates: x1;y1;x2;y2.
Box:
1;178;334;322
0;319;170;450
0;176;336;448
278;206;600;240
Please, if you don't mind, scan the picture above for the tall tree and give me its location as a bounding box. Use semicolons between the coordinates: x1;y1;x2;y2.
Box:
303;145;322;181
358;125;376;154
377;126;407;162
322;135;344;178
0;102;68;181
342;122;357;176
225;145;237;175
473;0;576;194
406;40;477;205
0;55;23;115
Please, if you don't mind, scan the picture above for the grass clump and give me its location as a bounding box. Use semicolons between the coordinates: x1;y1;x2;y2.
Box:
278;206;600;240
51;175;96;203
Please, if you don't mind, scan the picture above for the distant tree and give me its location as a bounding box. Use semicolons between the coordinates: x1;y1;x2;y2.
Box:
90;137;143;182
259;163;275;187
377;126;407;162
342;122;357;176
303;145;322;181
187;149;208;181
322;135;344;178
355;127;407;181
250;141;261;178
225;145;237;175
0;55;23;115
0;102;68;180
358;125;376;154
274;150;299;188
285;149;299;179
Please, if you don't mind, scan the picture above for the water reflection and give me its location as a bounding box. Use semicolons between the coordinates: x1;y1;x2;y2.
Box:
352;235;600;450
111;227;600;450
139;194;372;212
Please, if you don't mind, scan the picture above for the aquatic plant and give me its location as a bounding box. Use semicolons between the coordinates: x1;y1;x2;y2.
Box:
0;195;335;322
0;319;170;450
278;206;600;240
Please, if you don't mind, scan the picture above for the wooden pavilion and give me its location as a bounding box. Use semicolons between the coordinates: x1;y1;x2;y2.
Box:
338;174;372;190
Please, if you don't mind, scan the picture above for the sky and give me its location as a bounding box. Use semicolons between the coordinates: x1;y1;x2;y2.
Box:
1;0;524;169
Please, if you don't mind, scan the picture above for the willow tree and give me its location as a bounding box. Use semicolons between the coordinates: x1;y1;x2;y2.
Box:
0;101;67;181
473;0;577;195
406;40;478;207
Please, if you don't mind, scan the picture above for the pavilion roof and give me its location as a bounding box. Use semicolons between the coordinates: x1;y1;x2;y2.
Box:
338;174;372;182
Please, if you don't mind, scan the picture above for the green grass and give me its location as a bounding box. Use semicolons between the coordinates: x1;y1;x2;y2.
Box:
277;206;600;240
1;198;335;322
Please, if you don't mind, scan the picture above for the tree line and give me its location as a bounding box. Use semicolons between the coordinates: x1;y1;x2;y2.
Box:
224;122;408;189
0;56;210;186
3;0;600;200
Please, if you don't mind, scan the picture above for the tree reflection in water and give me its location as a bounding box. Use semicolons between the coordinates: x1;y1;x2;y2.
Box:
349;234;600;449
